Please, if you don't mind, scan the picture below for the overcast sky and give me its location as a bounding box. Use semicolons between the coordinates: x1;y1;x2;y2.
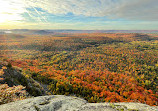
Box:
0;0;158;30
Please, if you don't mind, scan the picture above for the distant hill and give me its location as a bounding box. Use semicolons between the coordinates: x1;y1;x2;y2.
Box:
32;30;51;35
1;29;53;35
1;29;158;35
0;30;5;34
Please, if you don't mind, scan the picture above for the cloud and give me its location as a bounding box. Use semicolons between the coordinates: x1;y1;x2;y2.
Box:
1;0;157;22
25;0;158;21
0;0;158;30
26;0;117;16
113;0;158;21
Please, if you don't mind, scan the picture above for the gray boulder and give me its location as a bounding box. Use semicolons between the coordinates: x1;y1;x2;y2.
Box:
0;95;157;111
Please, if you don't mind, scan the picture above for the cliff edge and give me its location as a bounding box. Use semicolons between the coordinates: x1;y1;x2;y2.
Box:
0;95;157;111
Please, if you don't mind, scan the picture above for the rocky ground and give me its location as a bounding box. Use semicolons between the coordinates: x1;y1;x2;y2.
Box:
0;95;157;111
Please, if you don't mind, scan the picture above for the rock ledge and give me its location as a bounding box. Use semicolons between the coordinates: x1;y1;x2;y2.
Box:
0;95;157;111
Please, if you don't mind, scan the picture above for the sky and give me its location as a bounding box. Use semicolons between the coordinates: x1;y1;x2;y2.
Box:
0;0;158;30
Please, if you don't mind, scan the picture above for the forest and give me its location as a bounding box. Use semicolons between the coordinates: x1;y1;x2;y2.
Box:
0;32;158;106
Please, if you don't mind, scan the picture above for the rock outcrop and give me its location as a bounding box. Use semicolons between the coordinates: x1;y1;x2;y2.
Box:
0;95;157;111
0;63;47;96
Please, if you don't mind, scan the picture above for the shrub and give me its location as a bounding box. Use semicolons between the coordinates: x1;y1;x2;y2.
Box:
0;84;27;104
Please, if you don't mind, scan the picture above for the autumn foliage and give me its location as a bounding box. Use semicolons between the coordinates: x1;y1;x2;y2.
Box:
0;33;158;105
